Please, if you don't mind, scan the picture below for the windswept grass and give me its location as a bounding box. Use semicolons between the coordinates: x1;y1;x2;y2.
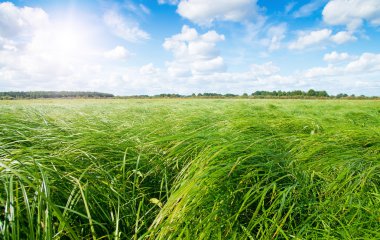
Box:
0;99;379;239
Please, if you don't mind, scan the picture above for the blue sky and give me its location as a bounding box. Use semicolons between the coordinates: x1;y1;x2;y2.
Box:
0;0;379;95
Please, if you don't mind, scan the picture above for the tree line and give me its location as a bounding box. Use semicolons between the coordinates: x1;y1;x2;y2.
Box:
0;91;114;99
0;90;377;100
122;90;376;99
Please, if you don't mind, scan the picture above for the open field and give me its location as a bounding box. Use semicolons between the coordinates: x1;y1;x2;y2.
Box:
0;99;379;239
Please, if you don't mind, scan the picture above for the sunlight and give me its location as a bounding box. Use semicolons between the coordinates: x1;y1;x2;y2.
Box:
27;19;92;62
53;22;89;58
55;27;82;54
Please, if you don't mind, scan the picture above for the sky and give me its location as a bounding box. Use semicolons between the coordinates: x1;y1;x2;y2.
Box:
0;0;380;96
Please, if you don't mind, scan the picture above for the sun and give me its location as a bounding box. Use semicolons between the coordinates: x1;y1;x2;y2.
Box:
27;18;92;62
55;27;82;53
53;23;88;58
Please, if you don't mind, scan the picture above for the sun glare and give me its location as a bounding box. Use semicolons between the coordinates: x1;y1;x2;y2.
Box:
27;18;93;62
53;23;88;57
56;28;81;53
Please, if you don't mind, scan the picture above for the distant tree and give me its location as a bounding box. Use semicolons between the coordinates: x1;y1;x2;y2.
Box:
336;93;348;98
307;89;316;96
316;90;329;97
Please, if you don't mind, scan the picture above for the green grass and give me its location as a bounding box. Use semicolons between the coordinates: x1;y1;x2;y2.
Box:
0;99;379;239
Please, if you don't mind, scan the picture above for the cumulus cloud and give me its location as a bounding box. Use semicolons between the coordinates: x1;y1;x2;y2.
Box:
289;29;357;50
304;65;342;78
331;31;357;44
163;25;226;77
346;53;380;73
103;10;150;42
140;63;160;75
323;51;350;62
323;0;380;30
305;52;380;78
289;29;332;50
0;2;49;39
176;0;260;26
104;46;131;60
261;23;287;51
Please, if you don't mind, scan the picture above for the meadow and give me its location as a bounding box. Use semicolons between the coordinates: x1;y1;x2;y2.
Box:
0;99;379;239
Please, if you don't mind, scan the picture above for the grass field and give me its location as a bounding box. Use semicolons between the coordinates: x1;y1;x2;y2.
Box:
0;99;379;239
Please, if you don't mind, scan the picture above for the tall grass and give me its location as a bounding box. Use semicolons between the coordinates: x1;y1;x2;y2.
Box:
0;99;379;239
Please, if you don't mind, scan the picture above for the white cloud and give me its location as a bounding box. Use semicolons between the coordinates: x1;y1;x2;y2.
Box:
243;16;267;42
104;46;131;60
323;51;350;62
289;29;332;50
305;52;380;78
250;62;279;76
323;0;380;30
0;2;49;39
331;31;357;44
261;23;287;51
0;3;144;94
3;44;17;51
285;2;297;14
139;4;150;15
140;63;160;75
158;0;179;5
124;1;151;16
289;29;357;50
304;64;342;78
176;0;260;26
0;36;17;51
103;10;150;42
293;0;327;18
163;25;226;77
345;53;380;73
